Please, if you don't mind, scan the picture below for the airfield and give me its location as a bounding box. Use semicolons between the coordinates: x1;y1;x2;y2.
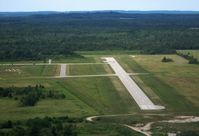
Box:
0;52;199;135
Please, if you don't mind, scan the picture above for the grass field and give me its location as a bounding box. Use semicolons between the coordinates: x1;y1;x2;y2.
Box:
68;64;114;75
131;55;199;113
0;77;139;121
1;54;198;115
0;51;199;135
0;65;60;78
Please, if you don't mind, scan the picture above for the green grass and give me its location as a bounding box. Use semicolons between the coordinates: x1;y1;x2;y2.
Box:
0;75;137;121
68;64;114;75
0;98;95;121
137;75;197;112
0;65;59;79
110;55;199;114
0;79;98;121
77;123;144;136
1;54;198;119
1;54;199;117
0;53;199;135
95;114;173;125
130;55;199;113
77;50;140;55
116;55;146;73
52;56;95;63
58;77;137;114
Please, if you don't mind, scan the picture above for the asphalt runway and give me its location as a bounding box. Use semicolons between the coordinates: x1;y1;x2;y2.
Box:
60;64;66;77
103;57;165;110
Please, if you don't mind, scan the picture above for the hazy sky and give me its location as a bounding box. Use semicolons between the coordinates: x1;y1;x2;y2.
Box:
0;0;198;12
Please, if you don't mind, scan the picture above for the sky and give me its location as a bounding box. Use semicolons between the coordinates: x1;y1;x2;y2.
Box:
0;0;199;12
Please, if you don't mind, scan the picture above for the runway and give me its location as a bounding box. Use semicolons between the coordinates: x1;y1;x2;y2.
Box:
60;64;66;77
103;57;165;110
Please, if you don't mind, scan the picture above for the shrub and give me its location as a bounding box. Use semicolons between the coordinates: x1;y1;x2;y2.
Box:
0;120;13;129
180;131;199;136
0;87;12;97
62;125;77;136
12;126;26;136
20;93;39;106
161;56;173;62
189;58;198;64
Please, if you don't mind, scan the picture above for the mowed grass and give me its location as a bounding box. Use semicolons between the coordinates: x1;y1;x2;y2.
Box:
0;68;137;121
68;64;114;75
130;55;199;113
0;98;96;121
0;65;59;79
77;50;140;55
58;77;138;114
52;56;95;63
0;78;98;121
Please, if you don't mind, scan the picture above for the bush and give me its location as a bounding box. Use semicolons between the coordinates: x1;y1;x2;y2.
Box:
0;87;12;97
189;58;198;64
161;56;173;62
0;120;13;129
62;125;77;136
12;127;26;136
20;93;39;106
180;131;199;136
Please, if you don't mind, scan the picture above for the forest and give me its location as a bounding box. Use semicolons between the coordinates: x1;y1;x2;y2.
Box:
0;116;79;136
0;12;199;60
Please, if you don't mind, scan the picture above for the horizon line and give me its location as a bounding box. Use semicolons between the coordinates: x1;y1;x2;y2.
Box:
1;10;199;13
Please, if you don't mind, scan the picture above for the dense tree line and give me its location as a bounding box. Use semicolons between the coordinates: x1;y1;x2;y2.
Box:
1;12;199;60
0;85;66;106
0;44;76;60
0;116;81;136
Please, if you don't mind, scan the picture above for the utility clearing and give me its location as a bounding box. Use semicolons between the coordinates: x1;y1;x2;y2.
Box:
102;57;165;110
